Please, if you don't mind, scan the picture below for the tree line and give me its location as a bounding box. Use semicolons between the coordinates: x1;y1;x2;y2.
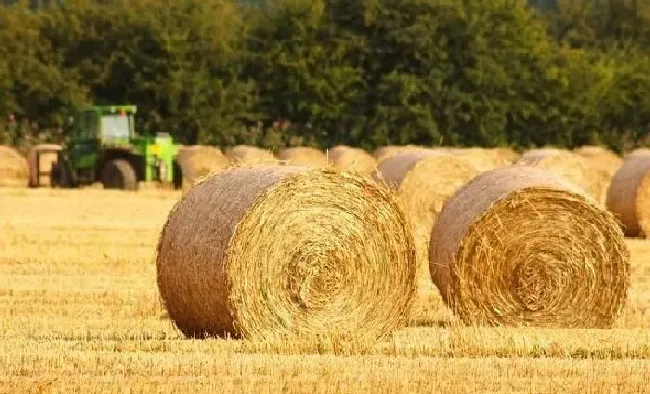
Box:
1;0;650;153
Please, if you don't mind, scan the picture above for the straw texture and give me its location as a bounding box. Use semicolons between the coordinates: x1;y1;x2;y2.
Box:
517;149;608;204
156;166;417;340
606;154;650;237
373;150;479;288
447;147;520;172
429;166;630;328
328;146;378;175
277;146;328;167
225;145;277;166
0;145;29;187
175;145;230;190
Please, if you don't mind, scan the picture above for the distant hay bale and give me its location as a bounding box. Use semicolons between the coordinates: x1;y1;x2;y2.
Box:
277;146;328;167
27;144;62;187
156;166;417;341
574;145;623;202
372;145;428;163
447;147;519;172
225;145;277;166
429;166;630;328
606;155;650;237
0;145;29;187
175;145;230;190
516;149;608;205
624;147;650;159
373;150;479;288
328;146;378;175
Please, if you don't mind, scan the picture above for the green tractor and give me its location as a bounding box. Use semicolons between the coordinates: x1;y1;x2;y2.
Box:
49;104;182;190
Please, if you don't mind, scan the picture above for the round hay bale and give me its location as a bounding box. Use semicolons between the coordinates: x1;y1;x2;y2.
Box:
606;154;650;237
26;144;62;187
372;145;428;163
175;145;230;190
516;150;608;205
156;166;417;340
574;145;623;202
373;150;479;288
429;166;630;328
624;147;650;160
277;146;328;168
447;147;519;172
0;145;29;187
225;145;277;166
328;146;378;175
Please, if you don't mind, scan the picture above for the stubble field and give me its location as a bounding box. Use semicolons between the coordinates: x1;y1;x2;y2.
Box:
1;188;650;393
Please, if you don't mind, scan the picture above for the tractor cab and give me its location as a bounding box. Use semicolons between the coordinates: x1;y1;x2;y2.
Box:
50;104;181;190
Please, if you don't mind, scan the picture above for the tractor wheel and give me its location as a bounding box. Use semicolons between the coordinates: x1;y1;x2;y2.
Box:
101;159;138;191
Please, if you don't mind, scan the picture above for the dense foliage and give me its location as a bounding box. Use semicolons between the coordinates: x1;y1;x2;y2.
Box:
1;0;650;152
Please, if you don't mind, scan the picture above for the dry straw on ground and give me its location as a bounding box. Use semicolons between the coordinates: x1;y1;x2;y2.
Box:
225;145;277;166
327;145;378;175
277;146;329;167
175;145;230;190
156;166;417;341
447;147;520;172
373;150;479;288
429;166;630;328
606;154;650;237
0;145;29;187
516;148;609;205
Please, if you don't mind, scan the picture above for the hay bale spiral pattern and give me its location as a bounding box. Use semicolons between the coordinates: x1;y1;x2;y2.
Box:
429;166;630;328
156;166;417;340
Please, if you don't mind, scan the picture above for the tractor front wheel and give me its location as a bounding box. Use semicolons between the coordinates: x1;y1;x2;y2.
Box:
101;159;138;191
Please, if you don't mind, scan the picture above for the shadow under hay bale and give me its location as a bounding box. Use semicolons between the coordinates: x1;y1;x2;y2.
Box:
156;166;417;341
0;145;29;188
606;154;650;238
429;166;630;329
373;149;479;292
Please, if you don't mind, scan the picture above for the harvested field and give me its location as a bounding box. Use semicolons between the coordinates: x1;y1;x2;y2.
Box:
1;186;650;393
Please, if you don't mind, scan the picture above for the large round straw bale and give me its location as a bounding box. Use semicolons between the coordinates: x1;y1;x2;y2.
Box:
225;145;277;166
624;147;650;159
175;145;230;190
372;145;428;163
328;146;378;175
606;154;650;237
277;146;328;167
429;166;630;328
447;147;519;172
516;149;608;204
156;166;416;340
373;150;479;288
0;145;29;187
26;144;62;187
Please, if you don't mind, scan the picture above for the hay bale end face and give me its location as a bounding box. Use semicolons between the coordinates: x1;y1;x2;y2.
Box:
606;155;650;237
0;145;29;187
373;150;479;288
429;166;630;328
156;166;417;340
